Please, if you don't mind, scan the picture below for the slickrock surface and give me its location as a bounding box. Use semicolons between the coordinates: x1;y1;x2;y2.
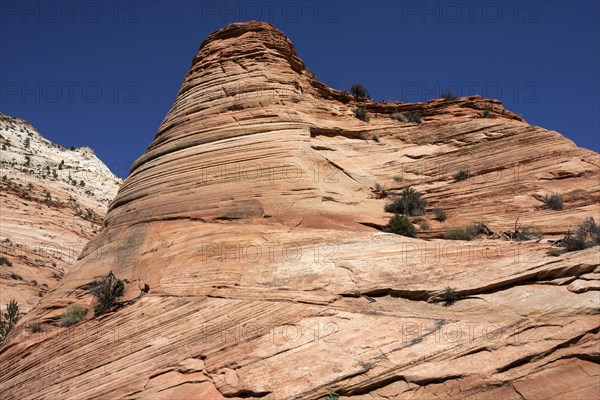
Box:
0;114;121;313
1;22;598;400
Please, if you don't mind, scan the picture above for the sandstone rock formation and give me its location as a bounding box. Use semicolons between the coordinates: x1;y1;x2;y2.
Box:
0;114;121;313
0;22;598;399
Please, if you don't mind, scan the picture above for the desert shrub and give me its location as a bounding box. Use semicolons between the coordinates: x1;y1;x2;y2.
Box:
0;256;12;266
453;169;470;182
546;248;562;257
391;112;408;122
371;134;380;142
384;214;417;237
441;91;458;101
443;225;478;240
441;287;457;306
562;217;600;252
29;321;44;333
0;300;20;343
407;112;422;124
323;392;339;400
61;304;86;327
354;107;370;122
350;84;370;99
92;272;125;315
481;109;492;118
384;187;427;216
373;182;388;199
543;194;563;211
433;208;447;222
504;218;543;241
418;220;430;230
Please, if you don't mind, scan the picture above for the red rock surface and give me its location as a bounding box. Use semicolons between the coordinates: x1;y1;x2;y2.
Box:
0;22;598;399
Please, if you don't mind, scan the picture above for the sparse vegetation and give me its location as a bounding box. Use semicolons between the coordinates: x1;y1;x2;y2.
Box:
29;321;44;333
373;182;388;199
443;225;478;240
384;214;417;237
543;194;564;211
433;207;447;222
58;160;64;170
562;217;600;252
453;169;470;182
0;257;12;267
407;112;422;124
391;112;408;122
354;107;370;122
61;304;87;327
349;84;370;99
441;91;458;101
546;248;562;257
384;187;427;216
323;392;339;400
504;218;543;241
418;220;430;230
79;180;85;187
481;109;492;118
441;287;457;306
444;222;491;240
91;272;125;315
0;300;20;344
24;137;30;149
371;134;379;142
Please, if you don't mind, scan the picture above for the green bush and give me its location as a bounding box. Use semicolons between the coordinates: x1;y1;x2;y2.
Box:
481;109;492;118
453;170;470;182
391;112;408;122
354;107;370;122
0;300;20;343
441;91;458;101
384;214;417;237
350;84;370;99
418;220;430;230
371;134;379;142
433;208;447;222
92;272;125;315
384;187;427;216
543;194;563;211
0;256;12;266
546;248;562;257
443;225;478;240
563;217;600;252
61;304;87;327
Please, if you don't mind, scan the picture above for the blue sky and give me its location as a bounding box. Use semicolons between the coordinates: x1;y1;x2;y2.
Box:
1;1;598;177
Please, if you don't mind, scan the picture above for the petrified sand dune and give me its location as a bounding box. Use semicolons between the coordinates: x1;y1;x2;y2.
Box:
0;21;598;400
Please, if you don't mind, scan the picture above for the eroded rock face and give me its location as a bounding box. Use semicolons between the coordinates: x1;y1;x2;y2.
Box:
0;114;121;313
1;21;598;400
